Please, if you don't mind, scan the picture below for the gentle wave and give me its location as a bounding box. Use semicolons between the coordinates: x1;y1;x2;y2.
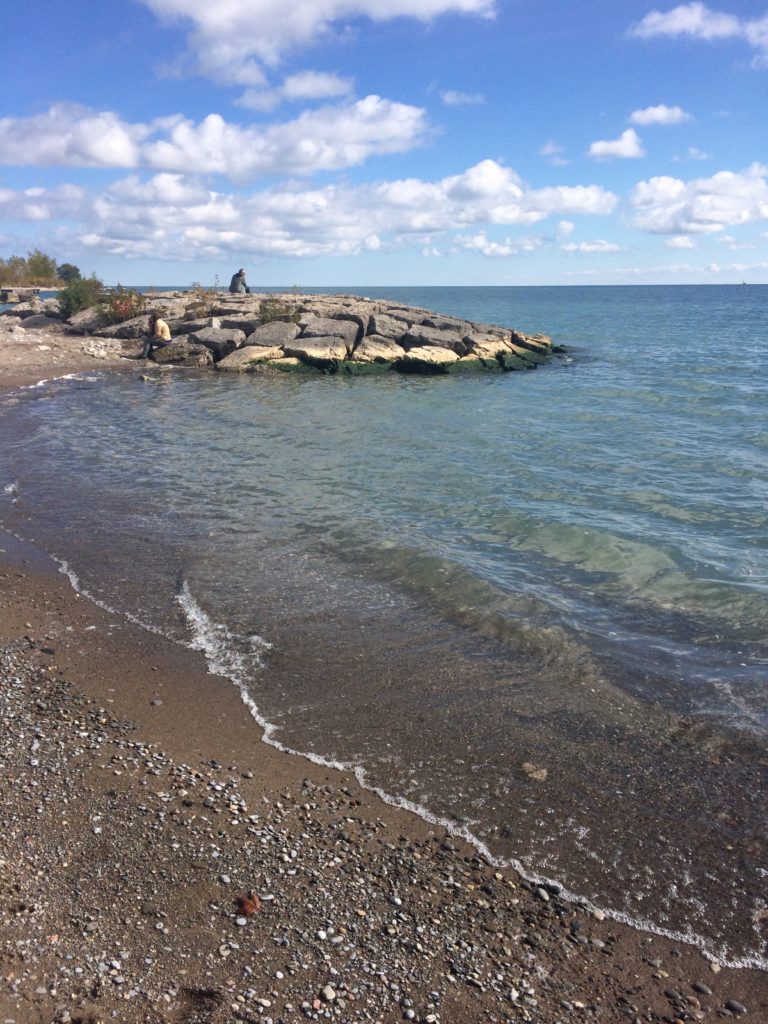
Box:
174;577;768;971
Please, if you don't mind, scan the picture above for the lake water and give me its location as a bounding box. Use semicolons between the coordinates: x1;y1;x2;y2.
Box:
1;284;766;967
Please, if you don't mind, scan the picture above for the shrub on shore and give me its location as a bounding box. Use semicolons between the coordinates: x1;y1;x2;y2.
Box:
58;275;105;319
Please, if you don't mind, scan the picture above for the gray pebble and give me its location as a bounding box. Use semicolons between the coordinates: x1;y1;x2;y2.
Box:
725;999;747;1015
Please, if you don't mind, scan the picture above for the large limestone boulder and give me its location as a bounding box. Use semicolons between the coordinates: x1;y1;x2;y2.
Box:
332;310;370;336
94;314;152;339
153;337;214;367
66;307;106;332
144;298;189;321
464;334;511;359
219;316;263;334
283;336;349;368
6;300;44;318
401;324;466;355
189;326;245;361
245;321;301;347
351;335;405;364
20;314;62;329
216;346;284;372
300;317;360;353
368;312;411;340
418;313;474;335
397;346;460;373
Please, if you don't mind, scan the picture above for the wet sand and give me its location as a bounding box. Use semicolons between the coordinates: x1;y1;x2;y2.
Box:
1;340;767;1023
0;327;132;392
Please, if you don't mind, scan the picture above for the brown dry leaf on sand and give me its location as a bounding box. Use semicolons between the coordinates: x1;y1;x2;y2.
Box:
235;892;261;917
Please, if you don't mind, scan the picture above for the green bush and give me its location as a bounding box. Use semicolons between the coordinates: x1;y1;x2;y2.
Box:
58;275;105;319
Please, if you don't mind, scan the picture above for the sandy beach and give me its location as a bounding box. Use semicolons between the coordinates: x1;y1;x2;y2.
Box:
1;338;767;1024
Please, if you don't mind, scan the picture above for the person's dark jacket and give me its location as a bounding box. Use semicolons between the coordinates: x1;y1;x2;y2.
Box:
229;272;249;294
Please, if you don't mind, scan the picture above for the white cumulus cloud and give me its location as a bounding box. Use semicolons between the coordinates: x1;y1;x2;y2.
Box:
630;163;768;234
0;99;428;184
140;0;497;86
629;3;768;68
589;128;646;159
0;183;88;221
0;104;149;168
455;231;544;256
629;104;693;125
31;158;617;264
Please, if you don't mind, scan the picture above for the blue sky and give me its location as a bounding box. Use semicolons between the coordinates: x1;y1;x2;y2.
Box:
1;0;767;286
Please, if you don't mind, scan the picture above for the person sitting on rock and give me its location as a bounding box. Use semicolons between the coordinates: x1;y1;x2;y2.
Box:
140;312;172;359
229;268;250;294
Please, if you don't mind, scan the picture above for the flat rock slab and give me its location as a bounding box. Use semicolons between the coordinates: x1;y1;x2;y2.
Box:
284;336;349;366
300;317;360;351
20;315;62;329
397;345;460;372
402;324;466;354
190;326;246;360
245;321;301;347
217;346;284;371
352;335;406;363
369;312;413;339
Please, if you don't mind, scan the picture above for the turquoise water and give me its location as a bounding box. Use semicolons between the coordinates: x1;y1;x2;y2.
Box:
1;284;766;965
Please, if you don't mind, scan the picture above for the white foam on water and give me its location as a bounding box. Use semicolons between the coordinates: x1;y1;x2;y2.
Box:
176;581;354;774
175;579;768;972
18;372;82;391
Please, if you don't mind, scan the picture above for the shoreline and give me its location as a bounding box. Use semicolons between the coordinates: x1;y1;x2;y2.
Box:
2;531;767;1022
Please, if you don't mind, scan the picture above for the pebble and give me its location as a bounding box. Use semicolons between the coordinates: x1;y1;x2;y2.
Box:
692;982;712;995
725;1000;747;1015
321;985;336;1002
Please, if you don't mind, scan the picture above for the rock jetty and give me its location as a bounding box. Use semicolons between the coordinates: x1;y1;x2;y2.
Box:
1;290;561;376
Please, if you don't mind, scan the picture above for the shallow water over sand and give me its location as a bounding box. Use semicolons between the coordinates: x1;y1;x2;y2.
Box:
1;285;766;965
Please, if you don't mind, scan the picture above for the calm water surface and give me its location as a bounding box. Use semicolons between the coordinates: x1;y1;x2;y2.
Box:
1;285;766;966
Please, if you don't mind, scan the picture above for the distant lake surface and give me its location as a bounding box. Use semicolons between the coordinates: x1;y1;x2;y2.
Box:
2;285;767;967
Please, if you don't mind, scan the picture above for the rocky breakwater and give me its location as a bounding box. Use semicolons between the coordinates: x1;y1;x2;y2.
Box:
82;292;560;375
